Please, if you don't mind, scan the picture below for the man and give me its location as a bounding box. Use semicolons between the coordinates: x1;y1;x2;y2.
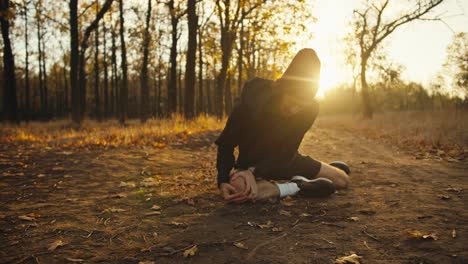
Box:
214;48;350;204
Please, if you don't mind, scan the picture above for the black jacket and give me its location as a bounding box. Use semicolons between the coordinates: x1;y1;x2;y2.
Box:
214;77;319;187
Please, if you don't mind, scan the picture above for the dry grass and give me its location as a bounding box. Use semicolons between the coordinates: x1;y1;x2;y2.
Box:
316;110;468;160
0;114;224;148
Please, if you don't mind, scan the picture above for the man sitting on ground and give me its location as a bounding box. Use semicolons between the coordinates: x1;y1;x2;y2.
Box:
214;48;350;203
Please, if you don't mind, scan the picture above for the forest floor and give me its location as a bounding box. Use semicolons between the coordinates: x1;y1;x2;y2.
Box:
0;114;467;264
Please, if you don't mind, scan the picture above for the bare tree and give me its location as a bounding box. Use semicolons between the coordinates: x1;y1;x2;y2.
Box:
214;0;265;118
118;0;128;124
140;0;152;123
166;0;186;115
0;0;18;123
184;0;197;119
352;0;444;118
70;0;114;124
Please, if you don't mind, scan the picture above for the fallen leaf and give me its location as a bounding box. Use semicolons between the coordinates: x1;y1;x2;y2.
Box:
48;240;67;251
301;213;311;217
151;205;161;210
335;253;362;264
66;258;85;262
233;242;248;249
279;210;292;216
348;217;360;222
358;210;376;215
183;245;197;258
445;187;462;193
103;207;126;213
145;211;161;216
271;227;283;232
438;194;451;200
257;220;274;229
18;215;35;221
406;230;438;240
452;229;456;238
110;193;127;198
141;177;160;187
37;173;46;178
119;182;136;188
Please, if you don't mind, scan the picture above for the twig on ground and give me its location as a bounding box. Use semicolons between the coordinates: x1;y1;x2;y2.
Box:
320;221;346;228
143;237;250;256
362;226;380;241
246;233;288;261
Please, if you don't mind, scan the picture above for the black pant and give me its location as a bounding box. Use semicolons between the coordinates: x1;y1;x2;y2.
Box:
260;153;322;181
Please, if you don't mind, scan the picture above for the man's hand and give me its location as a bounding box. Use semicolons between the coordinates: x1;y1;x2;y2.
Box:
230;169;258;202
219;182;245;202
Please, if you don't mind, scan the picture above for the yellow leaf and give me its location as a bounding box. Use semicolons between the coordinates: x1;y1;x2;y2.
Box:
151;205;161;210
406;230;438;240
335;253;362;264
48;240;67;251
183;245;197;258
233;242;248;249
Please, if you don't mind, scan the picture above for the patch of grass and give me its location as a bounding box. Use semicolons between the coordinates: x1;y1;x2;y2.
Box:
316;110;468;160
0;114;224;148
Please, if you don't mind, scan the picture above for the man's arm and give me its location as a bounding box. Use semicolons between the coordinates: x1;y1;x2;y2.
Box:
214;100;244;188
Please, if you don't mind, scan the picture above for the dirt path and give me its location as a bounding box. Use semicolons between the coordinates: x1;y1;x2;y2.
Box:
0;126;467;263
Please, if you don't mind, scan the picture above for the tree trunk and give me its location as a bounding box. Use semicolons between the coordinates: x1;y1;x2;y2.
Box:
0;0;18;123
140;0;152;123
119;0;128;124
184;0;197;119
167;0;178;115
197;28;204;115
237;19;244;96
111;25;118;118
36;16;44;117
224;71;232;114
41;32;48;118
70;0;80;123
62;65;69;115
216;30;234;118
103;22;109;119
24;3;30;121
94;9;101;121
360;56;373;119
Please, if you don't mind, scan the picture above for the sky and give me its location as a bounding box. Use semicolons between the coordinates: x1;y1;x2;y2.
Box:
301;0;468;96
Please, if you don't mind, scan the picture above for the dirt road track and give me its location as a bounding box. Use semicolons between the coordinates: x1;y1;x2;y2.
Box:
0;125;467;263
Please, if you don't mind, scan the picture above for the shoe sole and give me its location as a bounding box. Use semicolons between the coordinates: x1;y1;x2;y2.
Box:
329;161;350;175
291;176;336;197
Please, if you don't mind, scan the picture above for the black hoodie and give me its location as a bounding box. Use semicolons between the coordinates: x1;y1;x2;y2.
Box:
214;77;319;187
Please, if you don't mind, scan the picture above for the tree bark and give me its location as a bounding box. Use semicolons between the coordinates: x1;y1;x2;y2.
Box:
360;56;373;118
118;0;128;124
184;0;197;119
0;0;18;123
76;0;113;124
111;24;118;117
197;27;204;115
70;0;80;123
23;2;30;121
103;22;109;119
140;0;152;123
167;0;178;115
94;4;101;121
